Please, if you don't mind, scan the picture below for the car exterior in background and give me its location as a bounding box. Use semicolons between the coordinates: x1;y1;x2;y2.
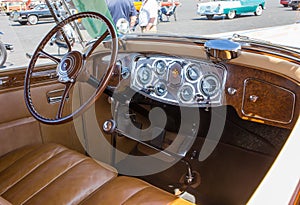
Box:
133;0;142;12
289;0;300;10
280;0;290;7
197;0;265;20
10;3;65;25
0;0;26;15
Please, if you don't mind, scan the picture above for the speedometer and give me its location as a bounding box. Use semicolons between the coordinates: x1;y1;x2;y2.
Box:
200;74;220;97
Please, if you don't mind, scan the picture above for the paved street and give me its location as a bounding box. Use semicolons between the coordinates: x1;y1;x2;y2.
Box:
0;0;299;69
0;15;55;68
157;0;300;35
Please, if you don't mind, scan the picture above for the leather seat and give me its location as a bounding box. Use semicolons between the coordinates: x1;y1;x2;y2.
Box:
0;143;193;205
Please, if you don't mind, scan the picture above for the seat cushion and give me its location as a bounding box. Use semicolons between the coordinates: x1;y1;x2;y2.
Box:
0;143;117;205
81;176;182;205
0;143;193;205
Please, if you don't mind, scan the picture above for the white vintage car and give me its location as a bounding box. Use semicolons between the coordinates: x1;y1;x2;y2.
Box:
197;0;266;19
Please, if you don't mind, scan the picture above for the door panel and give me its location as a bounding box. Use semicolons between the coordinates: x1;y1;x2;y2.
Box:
0;65;84;156
0;117;41;157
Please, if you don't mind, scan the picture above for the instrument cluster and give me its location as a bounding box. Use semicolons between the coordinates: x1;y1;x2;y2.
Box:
129;55;227;107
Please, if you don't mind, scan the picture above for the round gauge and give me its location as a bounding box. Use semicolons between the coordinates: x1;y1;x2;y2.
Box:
178;84;194;102
155;82;167;96
137;65;152;85
200;74;220;97
154;60;167;75
186;64;200;81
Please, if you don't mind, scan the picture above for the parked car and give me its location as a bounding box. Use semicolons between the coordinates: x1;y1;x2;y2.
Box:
10;3;66;25
280;0;290;7
0;0;27;15
197;0;265;20
289;0;300;10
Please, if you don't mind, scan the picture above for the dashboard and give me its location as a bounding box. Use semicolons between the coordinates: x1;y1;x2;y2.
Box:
122;54;227;107
103;50;299;129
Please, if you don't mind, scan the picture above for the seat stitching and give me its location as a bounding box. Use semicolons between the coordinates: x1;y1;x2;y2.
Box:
77;180;150;205
121;186;150;205
20;157;88;205
0;145;39;173
0;145;66;174
0;147;67;195
77;174;118;205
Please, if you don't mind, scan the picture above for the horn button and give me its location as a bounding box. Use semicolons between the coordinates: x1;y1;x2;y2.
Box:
57;51;83;83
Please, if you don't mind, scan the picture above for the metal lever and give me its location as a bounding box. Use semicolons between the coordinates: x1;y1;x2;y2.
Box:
181;159;194;185
103;120;117;166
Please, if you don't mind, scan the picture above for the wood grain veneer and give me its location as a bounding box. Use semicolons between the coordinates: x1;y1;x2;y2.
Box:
224;63;299;129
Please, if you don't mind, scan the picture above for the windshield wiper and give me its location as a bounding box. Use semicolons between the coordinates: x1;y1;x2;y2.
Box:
230;33;300;54
230;33;272;45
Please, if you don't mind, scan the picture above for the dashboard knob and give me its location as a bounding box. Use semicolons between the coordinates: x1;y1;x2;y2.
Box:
121;67;130;79
227;87;237;95
195;94;205;102
103;120;116;133
249;95;259;102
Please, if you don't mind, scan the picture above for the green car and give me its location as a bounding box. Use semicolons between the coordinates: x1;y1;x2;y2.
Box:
197;0;266;20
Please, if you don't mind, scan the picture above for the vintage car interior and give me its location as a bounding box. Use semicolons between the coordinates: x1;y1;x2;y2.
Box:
0;2;299;205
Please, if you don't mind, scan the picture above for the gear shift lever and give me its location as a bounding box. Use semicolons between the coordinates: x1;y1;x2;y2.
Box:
103;120;117;166
181;159;194;185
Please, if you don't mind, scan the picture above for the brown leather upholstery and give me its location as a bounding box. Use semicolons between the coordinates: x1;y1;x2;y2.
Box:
0;143;193;205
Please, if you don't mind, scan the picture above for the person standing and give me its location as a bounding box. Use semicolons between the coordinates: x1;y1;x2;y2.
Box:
138;0;158;32
106;0;138;31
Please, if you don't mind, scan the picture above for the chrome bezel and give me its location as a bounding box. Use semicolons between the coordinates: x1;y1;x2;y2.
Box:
177;83;195;103
136;64;154;87
185;63;201;83
199;73;221;98
153;59;168;76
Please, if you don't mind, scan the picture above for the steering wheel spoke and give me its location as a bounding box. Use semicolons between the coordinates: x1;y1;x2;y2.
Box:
24;12;118;124
57;27;74;52
83;30;110;60
38;50;61;64
56;83;73;119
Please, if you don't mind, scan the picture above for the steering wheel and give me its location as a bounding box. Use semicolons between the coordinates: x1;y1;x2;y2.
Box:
24;12;118;124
